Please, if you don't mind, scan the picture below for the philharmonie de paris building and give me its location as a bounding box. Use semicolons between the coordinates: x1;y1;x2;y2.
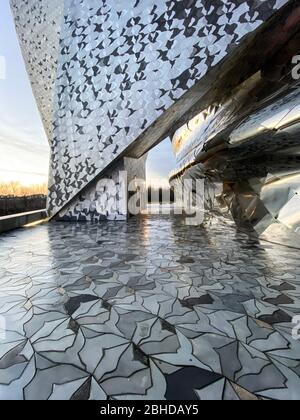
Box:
0;0;300;401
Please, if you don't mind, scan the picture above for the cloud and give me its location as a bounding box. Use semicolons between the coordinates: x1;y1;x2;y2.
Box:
146;138;177;183
0;124;49;184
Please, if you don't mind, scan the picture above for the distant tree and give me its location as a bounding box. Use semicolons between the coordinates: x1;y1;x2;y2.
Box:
0;182;47;197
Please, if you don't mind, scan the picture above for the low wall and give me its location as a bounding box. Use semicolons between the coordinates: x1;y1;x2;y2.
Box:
0;210;48;234
0;195;47;217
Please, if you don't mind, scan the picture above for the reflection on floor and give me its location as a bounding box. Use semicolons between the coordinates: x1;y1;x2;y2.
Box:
0;215;300;400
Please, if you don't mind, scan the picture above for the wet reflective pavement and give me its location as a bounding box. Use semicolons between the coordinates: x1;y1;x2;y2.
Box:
0;215;300;400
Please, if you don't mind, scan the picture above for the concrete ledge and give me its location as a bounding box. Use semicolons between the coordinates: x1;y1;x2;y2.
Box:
0;195;47;218
0;210;47;234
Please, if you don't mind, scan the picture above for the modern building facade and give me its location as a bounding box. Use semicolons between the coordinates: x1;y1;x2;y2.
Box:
4;1;300;401
10;0;300;244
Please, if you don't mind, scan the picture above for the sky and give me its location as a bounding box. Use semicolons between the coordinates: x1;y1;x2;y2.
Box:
0;0;49;186
0;0;176;187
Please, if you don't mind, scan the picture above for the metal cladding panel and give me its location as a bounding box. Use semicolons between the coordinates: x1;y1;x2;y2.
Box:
170;78;300;244
10;0;64;140
11;0;289;216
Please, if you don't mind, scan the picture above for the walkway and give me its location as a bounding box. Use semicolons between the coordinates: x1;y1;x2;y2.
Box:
0;215;299;400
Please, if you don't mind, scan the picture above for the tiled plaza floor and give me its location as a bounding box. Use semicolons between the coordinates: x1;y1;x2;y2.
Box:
0;215;300;400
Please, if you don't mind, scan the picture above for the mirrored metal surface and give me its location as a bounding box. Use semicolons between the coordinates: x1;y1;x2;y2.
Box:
171;15;300;247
